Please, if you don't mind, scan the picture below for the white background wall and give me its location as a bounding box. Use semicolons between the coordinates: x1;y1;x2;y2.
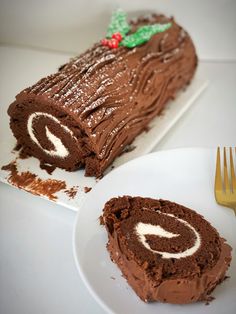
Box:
0;0;236;60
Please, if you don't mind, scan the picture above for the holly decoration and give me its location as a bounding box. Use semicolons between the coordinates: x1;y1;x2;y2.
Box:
120;23;172;48
101;9;172;49
106;9;130;38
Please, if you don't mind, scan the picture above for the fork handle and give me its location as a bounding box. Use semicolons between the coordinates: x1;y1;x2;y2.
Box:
233;207;236;216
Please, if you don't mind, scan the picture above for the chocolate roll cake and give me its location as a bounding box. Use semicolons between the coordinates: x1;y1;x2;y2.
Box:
101;196;232;304
8;12;197;177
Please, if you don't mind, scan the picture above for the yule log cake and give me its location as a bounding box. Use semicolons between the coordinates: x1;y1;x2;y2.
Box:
8;10;197;177
101;196;232;304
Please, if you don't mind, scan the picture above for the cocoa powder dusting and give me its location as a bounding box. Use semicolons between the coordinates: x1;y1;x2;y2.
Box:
1;161;66;200
65;186;78;199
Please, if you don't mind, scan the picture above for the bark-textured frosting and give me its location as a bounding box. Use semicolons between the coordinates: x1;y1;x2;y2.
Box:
8;14;197;176
101;196;232;303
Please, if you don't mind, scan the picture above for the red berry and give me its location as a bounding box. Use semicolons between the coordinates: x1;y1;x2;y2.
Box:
112;32;122;42
108;38;119;49
101;38;109;46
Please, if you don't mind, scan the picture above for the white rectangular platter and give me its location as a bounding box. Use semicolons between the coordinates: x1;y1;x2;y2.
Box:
0;47;208;211
0;77;208;211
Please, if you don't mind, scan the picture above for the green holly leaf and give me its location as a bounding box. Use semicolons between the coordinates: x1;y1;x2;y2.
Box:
120;23;172;48
106;9;130;38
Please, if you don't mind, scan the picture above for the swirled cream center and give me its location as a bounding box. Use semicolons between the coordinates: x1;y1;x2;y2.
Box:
27;112;73;158
135;213;201;259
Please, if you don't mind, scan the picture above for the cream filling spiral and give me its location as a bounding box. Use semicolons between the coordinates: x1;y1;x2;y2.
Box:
135;213;201;259
27;112;74;158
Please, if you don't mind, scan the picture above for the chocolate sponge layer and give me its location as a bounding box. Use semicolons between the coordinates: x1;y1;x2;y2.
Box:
8;14;197;177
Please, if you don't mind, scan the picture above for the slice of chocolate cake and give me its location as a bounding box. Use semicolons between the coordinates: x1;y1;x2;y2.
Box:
8;11;197;177
101;196;232;304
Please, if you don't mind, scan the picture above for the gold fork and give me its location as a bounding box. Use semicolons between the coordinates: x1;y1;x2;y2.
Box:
215;147;236;215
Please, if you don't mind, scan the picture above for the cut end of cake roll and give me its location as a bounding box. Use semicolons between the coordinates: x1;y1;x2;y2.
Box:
8;13;198;177
101;196;232;304
8;97;88;172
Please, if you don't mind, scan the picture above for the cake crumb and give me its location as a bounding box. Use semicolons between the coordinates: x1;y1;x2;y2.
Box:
99;215;104;225
223;275;230;282
96;174;104;180
18;147;30;159
11;144;29;160
65;186;78;199
120;145;136;156
1;160;66;200
144;125;151;133
205;296;215;305
40;162;56;175
12;143;22;152
110;276;116;280
84;186;92;193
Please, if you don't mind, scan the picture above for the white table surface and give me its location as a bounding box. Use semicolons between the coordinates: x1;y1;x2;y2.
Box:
0;2;236;313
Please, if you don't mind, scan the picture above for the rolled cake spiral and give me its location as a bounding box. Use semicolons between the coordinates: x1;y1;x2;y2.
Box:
101;196;232;304
8;14;197;176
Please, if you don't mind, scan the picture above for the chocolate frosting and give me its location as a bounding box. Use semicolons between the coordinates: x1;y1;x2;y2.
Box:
8;14;197;176
102;196;232;303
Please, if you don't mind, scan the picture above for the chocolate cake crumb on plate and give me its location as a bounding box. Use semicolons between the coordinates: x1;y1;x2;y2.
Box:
1;160;66;200
84;186;92;193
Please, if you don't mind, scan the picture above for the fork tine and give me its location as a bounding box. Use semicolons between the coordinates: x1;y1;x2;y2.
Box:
215;147;222;192
230;147;236;192
223;147;230;192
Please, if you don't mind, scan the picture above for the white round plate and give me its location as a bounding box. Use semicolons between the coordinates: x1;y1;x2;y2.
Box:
73;148;236;314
